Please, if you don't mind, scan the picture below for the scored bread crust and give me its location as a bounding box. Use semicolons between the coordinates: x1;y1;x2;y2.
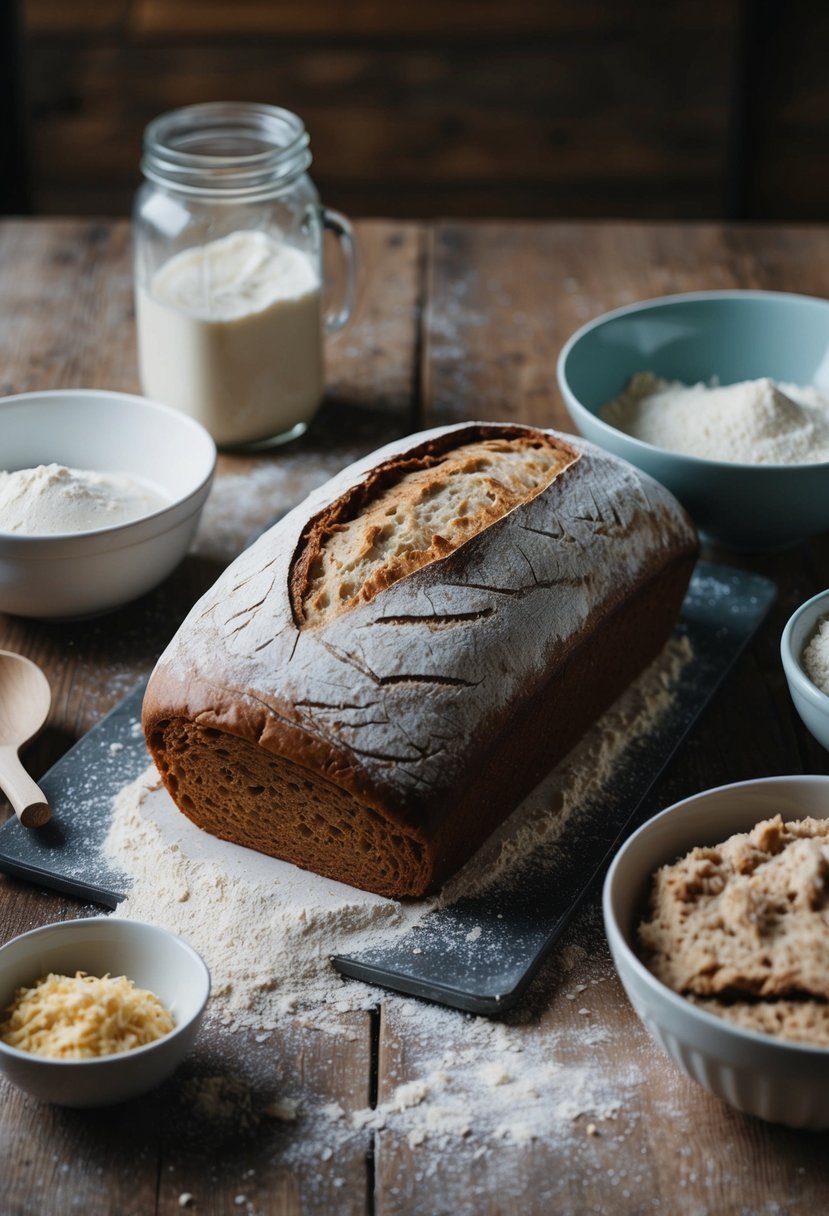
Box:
142;422;698;898
291;432;578;626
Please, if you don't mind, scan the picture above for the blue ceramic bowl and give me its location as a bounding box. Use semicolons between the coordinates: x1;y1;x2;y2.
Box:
557;291;829;550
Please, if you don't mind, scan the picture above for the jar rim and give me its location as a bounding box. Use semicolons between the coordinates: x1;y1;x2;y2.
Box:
141;102;312;197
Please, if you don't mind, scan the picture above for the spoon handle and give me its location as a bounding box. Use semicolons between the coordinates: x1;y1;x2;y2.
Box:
0;744;52;828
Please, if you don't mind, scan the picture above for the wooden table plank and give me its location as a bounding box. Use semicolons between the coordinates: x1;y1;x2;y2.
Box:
154;1018;374;1216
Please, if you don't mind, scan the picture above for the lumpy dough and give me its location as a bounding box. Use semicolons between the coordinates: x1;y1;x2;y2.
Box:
638;814;829;1045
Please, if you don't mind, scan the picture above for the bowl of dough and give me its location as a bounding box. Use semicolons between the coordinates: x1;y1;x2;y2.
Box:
781;588;829;752
603;774;829;1129
557;290;829;550
0;917;210;1106
0;389;216;618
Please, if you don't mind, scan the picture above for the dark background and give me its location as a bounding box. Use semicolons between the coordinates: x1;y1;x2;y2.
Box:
3;0;828;221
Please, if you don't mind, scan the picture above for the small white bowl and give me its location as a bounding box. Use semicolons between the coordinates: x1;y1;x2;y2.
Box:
603;775;829;1129
0;917;210;1107
0;389;216;618
781;589;829;752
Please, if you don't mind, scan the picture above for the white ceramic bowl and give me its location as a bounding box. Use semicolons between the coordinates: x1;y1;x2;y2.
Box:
0;389;216;618
0;917;209;1107
603;775;829;1128
781;589;829;753
557;290;829;550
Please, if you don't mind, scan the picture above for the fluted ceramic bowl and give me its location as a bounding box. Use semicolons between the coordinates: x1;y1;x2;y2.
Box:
557;290;829;550
0;917;210;1106
603;774;829;1128
0;389;216;618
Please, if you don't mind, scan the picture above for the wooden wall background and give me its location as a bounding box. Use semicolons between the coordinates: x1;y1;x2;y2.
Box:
11;0;829;221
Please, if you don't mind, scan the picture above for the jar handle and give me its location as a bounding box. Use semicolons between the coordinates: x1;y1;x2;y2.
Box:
323;208;357;336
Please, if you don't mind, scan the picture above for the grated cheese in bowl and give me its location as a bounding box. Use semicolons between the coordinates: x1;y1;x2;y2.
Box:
0;918;209;1106
1;970;175;1059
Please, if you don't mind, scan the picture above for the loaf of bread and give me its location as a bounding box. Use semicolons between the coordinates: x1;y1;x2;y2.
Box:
142;423;698;897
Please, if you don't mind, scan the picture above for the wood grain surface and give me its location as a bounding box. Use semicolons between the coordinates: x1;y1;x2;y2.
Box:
19;2;829;223
1;218;829;1215
21;1;740;220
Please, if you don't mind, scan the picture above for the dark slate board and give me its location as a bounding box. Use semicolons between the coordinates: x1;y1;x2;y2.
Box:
0;680;148;906
0;561;775;1014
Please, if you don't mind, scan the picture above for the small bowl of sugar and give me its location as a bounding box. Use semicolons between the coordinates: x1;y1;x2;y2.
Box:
557;290;829;550
0;389;216;618
781;588;829;753
0;917;210;1106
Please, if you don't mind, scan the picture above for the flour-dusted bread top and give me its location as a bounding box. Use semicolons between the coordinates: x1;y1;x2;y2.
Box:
144;422;697;828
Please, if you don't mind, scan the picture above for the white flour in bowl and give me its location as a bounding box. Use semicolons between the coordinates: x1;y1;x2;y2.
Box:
0;463;167;535
601;373;829;464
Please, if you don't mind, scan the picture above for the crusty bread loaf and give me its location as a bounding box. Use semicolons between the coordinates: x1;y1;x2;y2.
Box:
142;422;698;897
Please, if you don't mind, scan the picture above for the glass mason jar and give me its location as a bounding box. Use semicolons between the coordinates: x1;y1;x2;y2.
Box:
133;102;356;449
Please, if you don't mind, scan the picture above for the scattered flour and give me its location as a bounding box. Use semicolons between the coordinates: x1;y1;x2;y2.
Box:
103;635;692;1192
107;770;414;1032
160;934;654;1215
0;463;167;535
105;635;691;1032
351;997;630;1146
803;615;829;696
601;372;829;464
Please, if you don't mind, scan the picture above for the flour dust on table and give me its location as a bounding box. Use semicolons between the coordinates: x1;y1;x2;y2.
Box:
102;635;690;1203
106;634;691;1032
155;922;671;1216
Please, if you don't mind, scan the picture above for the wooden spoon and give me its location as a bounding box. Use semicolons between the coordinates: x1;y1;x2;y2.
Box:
0;650;52;828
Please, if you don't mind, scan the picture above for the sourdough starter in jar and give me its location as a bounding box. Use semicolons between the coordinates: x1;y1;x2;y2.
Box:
136;230;324;448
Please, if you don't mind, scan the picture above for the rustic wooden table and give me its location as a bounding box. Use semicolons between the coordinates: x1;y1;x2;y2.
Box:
1;217;828;1216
